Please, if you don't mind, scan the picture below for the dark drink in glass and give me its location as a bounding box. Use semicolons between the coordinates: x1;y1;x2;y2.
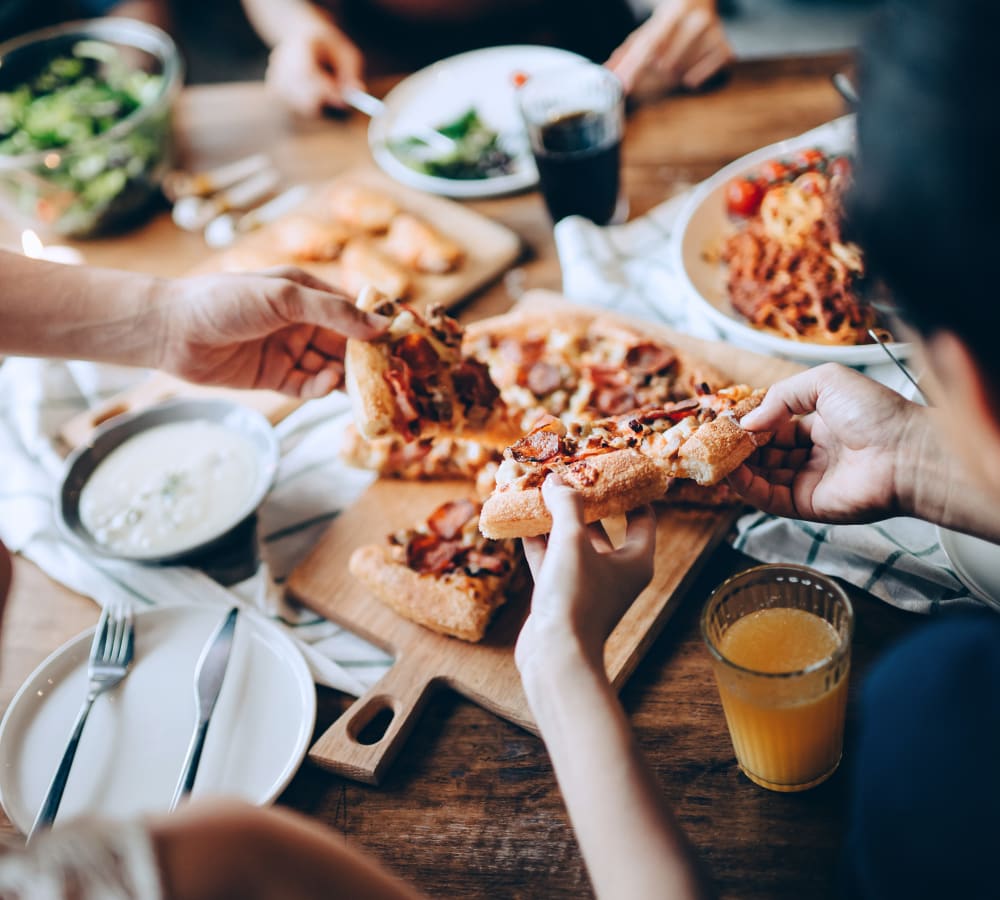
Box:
518;64;624;225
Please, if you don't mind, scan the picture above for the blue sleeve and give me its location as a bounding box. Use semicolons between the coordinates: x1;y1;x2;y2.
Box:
842;612;1000;900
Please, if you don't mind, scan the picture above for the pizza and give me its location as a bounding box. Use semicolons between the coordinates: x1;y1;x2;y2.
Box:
479;386;769;539
345;287;521;445
341;423;500;493
349;498;522;642
463;307;729;429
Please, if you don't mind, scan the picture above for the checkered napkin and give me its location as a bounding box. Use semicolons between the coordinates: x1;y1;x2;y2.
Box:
0;357;392;695
553;165;981;614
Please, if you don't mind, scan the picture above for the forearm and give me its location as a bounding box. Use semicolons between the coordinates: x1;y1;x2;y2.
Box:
894;406;1000;541
0;251;168;369
241;0;335;45
521;644;707;900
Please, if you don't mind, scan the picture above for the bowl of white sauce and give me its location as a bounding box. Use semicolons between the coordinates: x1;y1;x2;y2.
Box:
59;399;279;564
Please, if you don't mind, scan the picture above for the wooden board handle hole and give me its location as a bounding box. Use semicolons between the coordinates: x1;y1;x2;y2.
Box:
347;696;397;746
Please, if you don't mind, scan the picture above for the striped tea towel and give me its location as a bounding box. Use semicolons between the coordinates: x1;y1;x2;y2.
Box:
0;356;392;695
553;144;982;614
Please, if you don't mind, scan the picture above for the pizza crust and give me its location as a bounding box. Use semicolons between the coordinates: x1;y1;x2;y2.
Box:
676;415;758;485
345;338;396;440
349;544;510;642
479;449;669;539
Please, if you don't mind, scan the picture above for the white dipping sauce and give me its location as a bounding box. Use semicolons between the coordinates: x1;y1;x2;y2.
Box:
79;420;261;557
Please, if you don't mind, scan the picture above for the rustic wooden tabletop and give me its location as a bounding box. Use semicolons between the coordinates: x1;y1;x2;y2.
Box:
0;52;923;898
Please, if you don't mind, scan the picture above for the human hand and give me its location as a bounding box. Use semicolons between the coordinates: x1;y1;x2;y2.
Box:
607;0;732;97
266;17;364;115
728;363;927;524
516;476;656;677
158;267;387;398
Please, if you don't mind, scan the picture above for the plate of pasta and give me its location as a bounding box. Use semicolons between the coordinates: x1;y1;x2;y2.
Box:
671;116;911;364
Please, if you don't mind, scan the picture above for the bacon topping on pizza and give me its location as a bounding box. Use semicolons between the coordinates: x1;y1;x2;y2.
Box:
392;499;514;577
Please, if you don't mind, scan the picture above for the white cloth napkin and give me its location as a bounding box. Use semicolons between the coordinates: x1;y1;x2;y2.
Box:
554;137;981;614
0;357;392;695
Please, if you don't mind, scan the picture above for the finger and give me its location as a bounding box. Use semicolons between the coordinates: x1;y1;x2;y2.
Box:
277;366;309;397
296;347;331;375
726;465;799;518
620;505;657;565
653;7;714;87
608;15;676;92
308;328;348;360
522;535;546;576
740;366;839;433
587;521;614;553
271;281;390;338
260;266;349;296
541;474;587;545
297;366;343;399
681;36;733;89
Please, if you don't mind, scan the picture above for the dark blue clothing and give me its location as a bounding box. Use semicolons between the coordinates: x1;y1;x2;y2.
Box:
845;613;1000;899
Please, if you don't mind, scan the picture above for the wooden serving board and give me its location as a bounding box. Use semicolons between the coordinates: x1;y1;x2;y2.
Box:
60;168;521;447
191;165;522;313
287;290;804;785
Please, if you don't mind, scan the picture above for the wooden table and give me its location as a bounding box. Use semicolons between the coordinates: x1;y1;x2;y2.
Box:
0;54;923;898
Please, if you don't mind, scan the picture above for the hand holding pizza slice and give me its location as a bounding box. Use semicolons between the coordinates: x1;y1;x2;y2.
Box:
479;386;771;539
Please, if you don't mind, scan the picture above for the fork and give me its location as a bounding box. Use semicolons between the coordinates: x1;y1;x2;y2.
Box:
28;602;135;841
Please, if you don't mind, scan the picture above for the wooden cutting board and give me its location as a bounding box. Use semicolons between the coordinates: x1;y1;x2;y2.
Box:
190;165;522;312
59;168;520;448
287;290;804;785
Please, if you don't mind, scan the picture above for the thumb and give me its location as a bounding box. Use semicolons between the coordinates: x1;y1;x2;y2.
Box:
740;368;828;433
262;269;389;338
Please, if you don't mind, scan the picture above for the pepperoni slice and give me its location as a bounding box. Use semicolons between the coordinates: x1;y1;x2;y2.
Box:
500;337;545;365
631;397;702;426
453;358;500;409
524;361;562;396
592;386;638;416
464;550;510;576
625;342;677;376
427;498;478;541
510;427;562;463
395;333;438;379
405;533;464;574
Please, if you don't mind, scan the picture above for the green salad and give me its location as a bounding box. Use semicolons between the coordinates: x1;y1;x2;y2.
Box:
391;108;516;180
0;39;172;236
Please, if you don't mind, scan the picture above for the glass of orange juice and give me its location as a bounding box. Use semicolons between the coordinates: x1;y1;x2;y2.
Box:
701;564;854;792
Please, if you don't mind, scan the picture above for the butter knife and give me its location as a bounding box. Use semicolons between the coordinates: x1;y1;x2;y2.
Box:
170;607;239;810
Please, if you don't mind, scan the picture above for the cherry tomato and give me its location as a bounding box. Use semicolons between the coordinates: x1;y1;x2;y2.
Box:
511;70;529;88
758;159;793;183
725;177;764;218
792;148;826;171
794;171;829;197
829;155;853;179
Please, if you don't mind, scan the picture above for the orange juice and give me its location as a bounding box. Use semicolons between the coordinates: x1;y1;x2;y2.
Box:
714;607;850;791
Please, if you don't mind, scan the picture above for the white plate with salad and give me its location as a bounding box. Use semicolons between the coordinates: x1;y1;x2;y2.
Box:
369;45;586;199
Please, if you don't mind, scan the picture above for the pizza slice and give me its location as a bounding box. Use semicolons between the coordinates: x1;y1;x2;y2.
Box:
349;498;522;642
340;423;501;490
345;287;522;445
479;386;769;539
463;307;729;426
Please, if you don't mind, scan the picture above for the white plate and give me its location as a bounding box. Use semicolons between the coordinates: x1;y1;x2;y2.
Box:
0;604;315;834
670;115;912;365
370;44;587;199
937;527;1000;614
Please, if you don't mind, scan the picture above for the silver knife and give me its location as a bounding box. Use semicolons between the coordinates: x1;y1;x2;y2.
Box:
170;607;239;810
